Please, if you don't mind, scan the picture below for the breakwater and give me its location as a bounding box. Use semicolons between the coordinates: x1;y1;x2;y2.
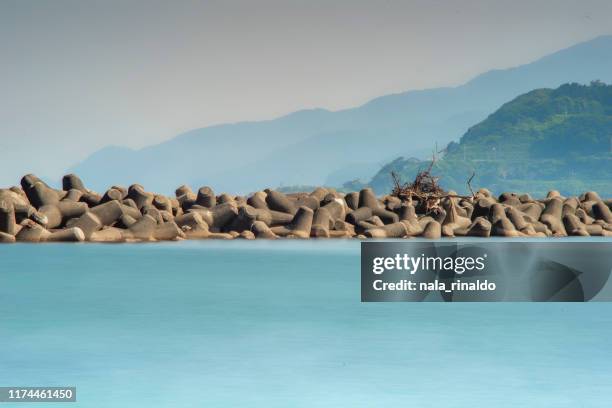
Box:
0;174;611;243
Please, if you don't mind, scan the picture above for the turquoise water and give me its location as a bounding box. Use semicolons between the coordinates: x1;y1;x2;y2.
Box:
1;241;611;407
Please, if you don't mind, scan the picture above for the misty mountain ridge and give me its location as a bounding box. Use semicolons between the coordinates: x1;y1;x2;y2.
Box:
70;35;612;194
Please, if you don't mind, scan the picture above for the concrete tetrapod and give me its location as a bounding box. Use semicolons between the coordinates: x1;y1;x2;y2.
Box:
1;173;611;243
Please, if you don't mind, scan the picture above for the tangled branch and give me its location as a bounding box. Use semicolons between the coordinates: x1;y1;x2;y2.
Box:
390;155;476;214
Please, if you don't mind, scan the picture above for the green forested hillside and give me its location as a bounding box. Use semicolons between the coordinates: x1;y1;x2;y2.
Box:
368;82;612;197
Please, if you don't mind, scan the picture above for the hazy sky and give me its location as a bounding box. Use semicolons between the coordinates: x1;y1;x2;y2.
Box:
1;0;612;183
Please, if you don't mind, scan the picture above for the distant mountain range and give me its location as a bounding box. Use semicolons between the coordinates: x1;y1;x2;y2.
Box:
70;35;612;194
368;82;612;197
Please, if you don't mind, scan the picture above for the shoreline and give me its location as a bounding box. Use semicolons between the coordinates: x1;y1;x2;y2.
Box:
1;173;611;243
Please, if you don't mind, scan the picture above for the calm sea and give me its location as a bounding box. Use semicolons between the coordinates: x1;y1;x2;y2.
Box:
1;240;611;407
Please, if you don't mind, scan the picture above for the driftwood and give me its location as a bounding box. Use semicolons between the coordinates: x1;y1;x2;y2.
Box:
390;155;476;214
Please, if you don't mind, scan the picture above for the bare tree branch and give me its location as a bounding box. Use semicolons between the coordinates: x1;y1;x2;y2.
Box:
467;171;476;198
390;149;477;214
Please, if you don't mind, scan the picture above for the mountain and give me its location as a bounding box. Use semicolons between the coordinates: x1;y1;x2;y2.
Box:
368;82;612;197
70;35;612;194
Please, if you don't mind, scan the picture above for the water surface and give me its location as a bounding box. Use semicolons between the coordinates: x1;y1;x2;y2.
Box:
1;241;611;407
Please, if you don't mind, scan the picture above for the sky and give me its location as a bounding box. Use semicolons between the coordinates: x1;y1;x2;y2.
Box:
1;0;612;185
